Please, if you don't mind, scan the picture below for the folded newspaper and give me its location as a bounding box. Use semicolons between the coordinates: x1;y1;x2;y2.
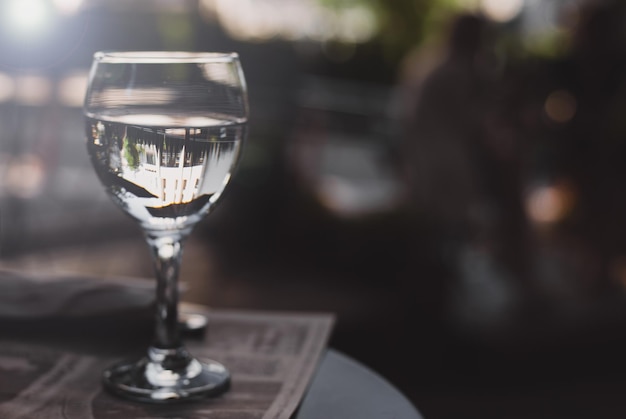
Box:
0;269;335;419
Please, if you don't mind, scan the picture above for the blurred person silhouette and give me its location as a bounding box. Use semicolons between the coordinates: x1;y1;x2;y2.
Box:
395;13;532;332
395;0;626;342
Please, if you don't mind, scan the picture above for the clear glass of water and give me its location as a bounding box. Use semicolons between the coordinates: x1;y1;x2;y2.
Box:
83;51;248;403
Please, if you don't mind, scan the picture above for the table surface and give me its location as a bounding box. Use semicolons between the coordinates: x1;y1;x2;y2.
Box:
296;349;424;419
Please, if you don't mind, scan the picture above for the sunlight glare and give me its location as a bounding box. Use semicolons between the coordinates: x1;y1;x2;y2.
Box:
7;0;51;36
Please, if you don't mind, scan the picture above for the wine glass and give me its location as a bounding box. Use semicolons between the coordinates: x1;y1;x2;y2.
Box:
83;51;248;403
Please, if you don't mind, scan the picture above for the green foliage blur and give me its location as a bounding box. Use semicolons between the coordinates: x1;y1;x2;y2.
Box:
316;0;580;67
317;0;468;62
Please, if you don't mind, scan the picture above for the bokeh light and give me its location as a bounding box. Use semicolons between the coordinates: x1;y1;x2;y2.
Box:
480;0;524;22
544;89;577;124
57;70;88;107
5;0;53;38
199;0;377;43
0;73;16;103
52;0;83;16
525;180;576;225
15;74;52;106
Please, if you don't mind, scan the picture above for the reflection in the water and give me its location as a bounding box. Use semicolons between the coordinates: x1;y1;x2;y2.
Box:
86;118;244;232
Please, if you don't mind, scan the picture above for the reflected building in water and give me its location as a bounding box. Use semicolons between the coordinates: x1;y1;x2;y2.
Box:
87;119;243;226
118;125;237;207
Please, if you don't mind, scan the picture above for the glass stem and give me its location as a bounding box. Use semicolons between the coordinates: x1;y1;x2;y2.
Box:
146;232;187;350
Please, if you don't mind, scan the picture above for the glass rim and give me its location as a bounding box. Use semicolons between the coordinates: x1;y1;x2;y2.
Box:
93;51;240;64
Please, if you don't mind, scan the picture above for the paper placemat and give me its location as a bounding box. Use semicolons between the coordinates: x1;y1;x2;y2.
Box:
0;269;335;419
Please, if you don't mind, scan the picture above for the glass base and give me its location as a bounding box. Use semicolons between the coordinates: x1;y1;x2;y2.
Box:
103;347;230;403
